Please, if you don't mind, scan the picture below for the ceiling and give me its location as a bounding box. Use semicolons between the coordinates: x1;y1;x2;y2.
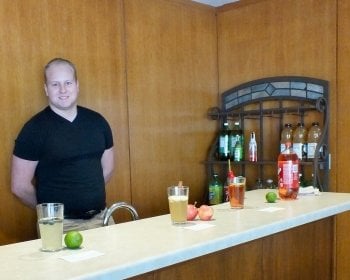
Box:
192;0;239;7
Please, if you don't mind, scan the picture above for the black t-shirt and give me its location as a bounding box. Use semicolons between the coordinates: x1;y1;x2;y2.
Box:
13;106;114;214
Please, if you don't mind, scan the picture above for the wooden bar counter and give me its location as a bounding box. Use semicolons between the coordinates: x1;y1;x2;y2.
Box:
1;190;350;280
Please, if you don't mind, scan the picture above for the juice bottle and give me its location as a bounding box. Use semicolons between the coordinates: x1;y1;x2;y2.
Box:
277;142;300;199
208;173;223;205
280;123;293;153
293;123;307;160
307;122;322;160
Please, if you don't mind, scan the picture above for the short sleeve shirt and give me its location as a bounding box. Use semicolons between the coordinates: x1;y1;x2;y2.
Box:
13;106;114;214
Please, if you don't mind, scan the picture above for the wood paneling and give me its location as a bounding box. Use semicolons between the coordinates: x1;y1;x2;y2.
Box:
124;0;217;217
0;0;128;243
130;218;333;280
0;5;346;280
217;0;337;188
336;1;350;279
217;0;336;91
0;0;218;244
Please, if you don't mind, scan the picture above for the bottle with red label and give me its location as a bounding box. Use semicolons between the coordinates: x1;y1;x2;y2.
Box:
277;142;300;199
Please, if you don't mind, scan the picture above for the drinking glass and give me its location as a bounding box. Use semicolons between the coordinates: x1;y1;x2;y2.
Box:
167;186;189;224
36;203;64;252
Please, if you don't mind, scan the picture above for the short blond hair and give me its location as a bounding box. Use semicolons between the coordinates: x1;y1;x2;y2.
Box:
44;58;77;84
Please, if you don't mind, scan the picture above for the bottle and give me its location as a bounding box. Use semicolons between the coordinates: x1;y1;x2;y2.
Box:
229;122;238;159
218;121;230;160
248;131;257;162
254;178;263;189
265;179;276;189
307;122;322;160
280;123;293;153
224;159;235;202
231;121;244;162
292;123;307;160
277;142;300;199
208;173;223;205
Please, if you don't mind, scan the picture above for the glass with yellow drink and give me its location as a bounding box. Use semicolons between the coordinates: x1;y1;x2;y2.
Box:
167;186;189;224
36;203;64;252
228;176;246;209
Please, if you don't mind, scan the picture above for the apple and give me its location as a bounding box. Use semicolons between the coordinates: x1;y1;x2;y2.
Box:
187;202;198;221
198;205;214;221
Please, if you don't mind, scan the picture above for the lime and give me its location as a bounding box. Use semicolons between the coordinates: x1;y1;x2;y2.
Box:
265;191;277;203
64;231;83;249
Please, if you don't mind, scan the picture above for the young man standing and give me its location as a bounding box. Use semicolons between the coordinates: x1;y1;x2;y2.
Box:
11;58;115;232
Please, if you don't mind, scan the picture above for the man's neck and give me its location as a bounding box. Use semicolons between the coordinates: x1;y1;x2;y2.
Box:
49;105;78;122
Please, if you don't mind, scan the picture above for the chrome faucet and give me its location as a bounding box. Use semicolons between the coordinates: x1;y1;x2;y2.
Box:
103;202;139;226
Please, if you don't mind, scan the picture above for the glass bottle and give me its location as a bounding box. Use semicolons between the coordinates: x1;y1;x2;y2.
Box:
254;178;263;189
230;121;244;162
277;142;300;200
292;123;307;160
208;173;223;205
218;121;230;160
265;179;276;189
307;122;322;160
280;123;293;153
229;122;238;159
248;131;257;162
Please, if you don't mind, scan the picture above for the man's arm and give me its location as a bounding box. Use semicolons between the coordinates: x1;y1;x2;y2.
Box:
101;147;114;184
11;155;38;208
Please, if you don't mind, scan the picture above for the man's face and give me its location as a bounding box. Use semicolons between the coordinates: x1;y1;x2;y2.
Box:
44;63;79;112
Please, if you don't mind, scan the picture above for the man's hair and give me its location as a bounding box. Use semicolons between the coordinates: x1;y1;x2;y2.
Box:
44;58;78;84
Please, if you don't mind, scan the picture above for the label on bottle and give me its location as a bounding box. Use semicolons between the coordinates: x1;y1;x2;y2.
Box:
208;186;215;202
292;143;305;160
278;161;298;186
307;142;323;159
219;135;229;158
223;185;229;202
230;135;237;156
234;144;242;161
280;143;286;153
307;142;317;159
209;185;222;205
249;141;257;162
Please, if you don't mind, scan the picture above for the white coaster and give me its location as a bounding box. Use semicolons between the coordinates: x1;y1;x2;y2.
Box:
182;223;216;231
60;250;104;262
258;207;285;213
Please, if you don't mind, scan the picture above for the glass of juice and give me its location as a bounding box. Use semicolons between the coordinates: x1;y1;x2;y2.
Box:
228;176;246;209
167;186;189;224
36;203;64;252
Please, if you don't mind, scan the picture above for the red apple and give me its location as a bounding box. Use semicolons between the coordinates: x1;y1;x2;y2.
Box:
187;202;198;221
198;205;214;221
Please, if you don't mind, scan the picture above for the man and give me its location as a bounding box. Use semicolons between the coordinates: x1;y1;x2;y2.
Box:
11;58;115;232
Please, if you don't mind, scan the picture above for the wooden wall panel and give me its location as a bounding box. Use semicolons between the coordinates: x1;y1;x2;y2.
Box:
130;218;333;279
336;1;350;279
0;0;128;243
217;0;337;188
124;0;217;217
0;0;218;244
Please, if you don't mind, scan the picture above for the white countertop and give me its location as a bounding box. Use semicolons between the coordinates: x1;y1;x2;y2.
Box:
2;190;350;280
